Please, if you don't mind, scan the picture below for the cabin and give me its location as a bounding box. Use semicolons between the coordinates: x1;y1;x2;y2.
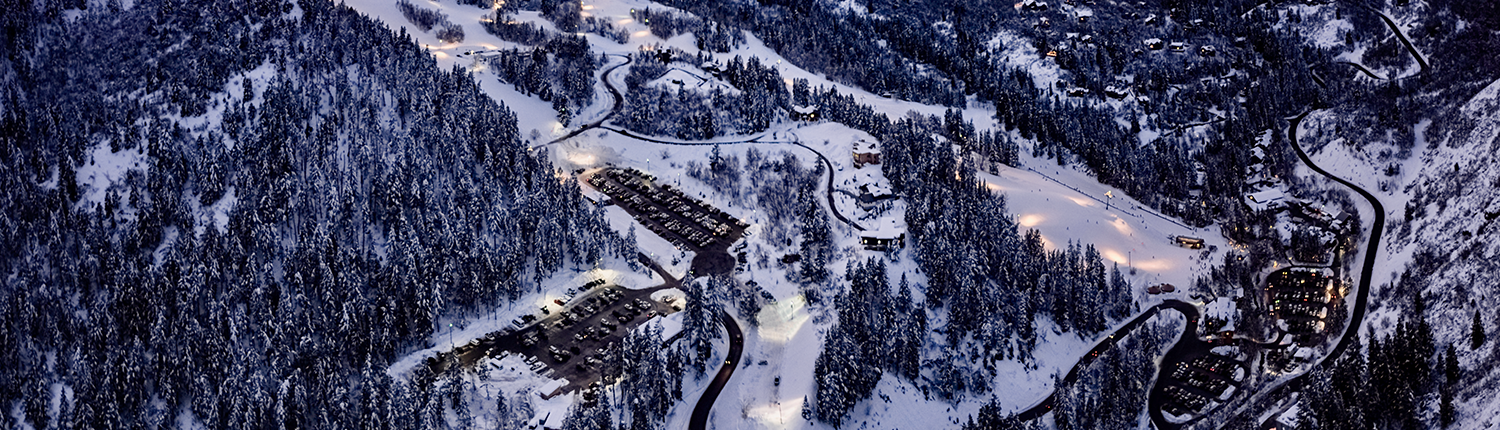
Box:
1145;38;1164;50
1174;236;1206;249
1246;188;1287;210
852;140;881;168
856;184;894;211
1066;87;1090;97
1039;17;1051;27
791;105;820;121
1199;45;1218;57
860;219;905;251
1169;42;1188;52
1104;85;1128;99
1076;9;1093;23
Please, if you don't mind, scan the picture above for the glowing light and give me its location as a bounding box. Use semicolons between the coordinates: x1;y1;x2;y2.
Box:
632;30;652;38
432;51;450;59
581;4;594;9
1018;214;1045;227
748;397;805;429
1102;248;1129;265
1109;216;1133;236
567;152;598;167
617;18;634;25
1066;195;1094;207
756;294;809;345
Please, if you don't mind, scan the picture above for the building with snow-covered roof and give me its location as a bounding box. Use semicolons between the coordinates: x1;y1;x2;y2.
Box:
852;139;881;168
1145;38;1164;50
790;104;819;121
1245;188;1287;211
859;218;904;251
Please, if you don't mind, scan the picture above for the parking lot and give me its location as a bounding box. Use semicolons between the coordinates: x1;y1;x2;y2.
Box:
430;278;682;396
585;168;748;259
1159;351;1244;417
1266;268;1337;336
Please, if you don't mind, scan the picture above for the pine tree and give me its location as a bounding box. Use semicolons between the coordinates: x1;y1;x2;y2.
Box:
1445;344;1460;385
1472;309;1486;350
1439;382;1455;427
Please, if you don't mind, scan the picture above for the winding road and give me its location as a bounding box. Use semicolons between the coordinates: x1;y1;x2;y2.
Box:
1009;111;1386;428
1212;110;1387;427
534;51;865;231
688;310;744;430
534;54;632;148
1012;300;1201;421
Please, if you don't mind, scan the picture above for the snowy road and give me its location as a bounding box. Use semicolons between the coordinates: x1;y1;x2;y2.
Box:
688;310;744;430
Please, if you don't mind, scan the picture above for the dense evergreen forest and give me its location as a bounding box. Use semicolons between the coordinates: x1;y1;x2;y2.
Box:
0;0;634;427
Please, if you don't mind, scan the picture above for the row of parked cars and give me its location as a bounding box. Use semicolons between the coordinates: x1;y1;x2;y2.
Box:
1161;353;1245;418
588;168;747;250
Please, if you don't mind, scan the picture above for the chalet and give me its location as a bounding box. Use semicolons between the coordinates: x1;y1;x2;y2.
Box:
1046;50;1059;58
1076;9;1093;23
852;140;881;168
1145;38;1164;50
1104;85;1128;99
1174;236;1205;249
1144;14;1159;25
1169;41;1188;52
1022;0;1049;11
1199;45;1217;57
856;183;895;211
791;105;820;121
860;219;906;251
1066;87;1091;97
1039;17;1051;27
1246;188;1287;209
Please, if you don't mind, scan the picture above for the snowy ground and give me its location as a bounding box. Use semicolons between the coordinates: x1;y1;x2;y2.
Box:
327;0;1260;427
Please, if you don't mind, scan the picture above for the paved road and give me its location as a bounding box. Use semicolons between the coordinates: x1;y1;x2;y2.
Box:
1366;8;1430;72
1333;61;1387;80
528;52;867;232
689;310;744;430
533;54;632;149
1013;300;1202;421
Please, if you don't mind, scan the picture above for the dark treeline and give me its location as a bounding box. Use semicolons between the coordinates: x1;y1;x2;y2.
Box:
813;260;925;425
617;53;785;139
649;0;966;106
482;35;599;126
630;8;746;53
644;0;1337;231
395;0;463;43
1301;296;1437;430
0;0;633;428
